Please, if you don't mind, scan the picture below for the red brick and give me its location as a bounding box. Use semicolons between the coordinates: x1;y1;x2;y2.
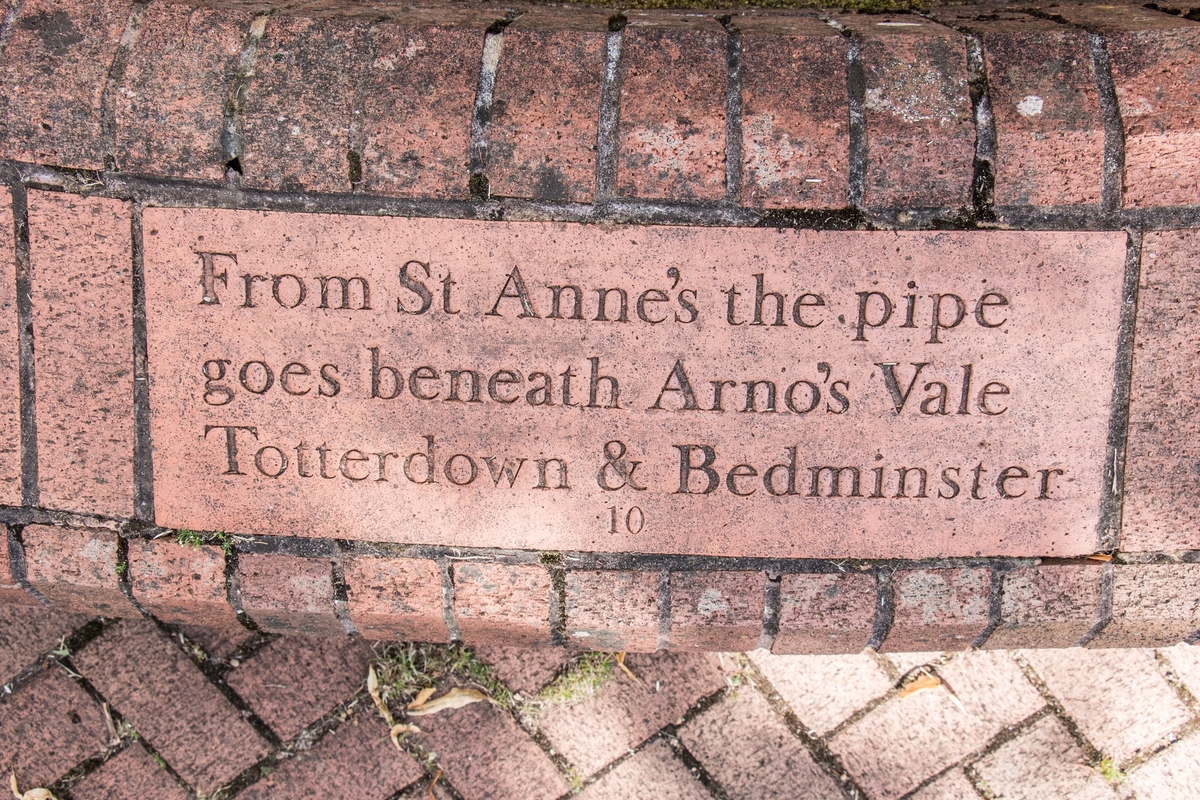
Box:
238;552;341;635
488;13;607;202
882;567;991;652
0;666;110;789
984;563;1104;648
28;191;134;518
1125;231;1200;551
536;652;731;776
239;709;424;800
179;623;249;662
565;570;660;652
0;188;19;506
454;561;551;646
578;739;709;799
472;644;570;696
225;635;370;741
836;14;974;208
0;605;88;683
128;538;235;627
72;619;270;794
1;526;37;605
21;525;136;616
773;571;875;655
670;570;764;651
1052;5;1200;207
617;16;727;201
737;14;849;208
679;686;843;799
414;691;570;800
1024;647;1190;764
240;15;369;193
359;24;481;198
0;0;134;169
1090;563;1200;647
970;17;1104;206
71;743;190;800
973;715;1116;799
342;554;447;642
113;4;252;181
830;651;1043;800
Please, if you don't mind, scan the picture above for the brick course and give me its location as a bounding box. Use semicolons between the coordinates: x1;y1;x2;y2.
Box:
0;188;19;506
127;538;235;627
453;561;552;646
342;553;448;642
21;525;135;616
238;552;342;635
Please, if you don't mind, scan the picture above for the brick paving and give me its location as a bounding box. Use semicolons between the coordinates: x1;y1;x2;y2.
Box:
3;614;1200;799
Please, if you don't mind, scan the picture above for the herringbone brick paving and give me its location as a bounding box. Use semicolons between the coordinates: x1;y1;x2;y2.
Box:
2;604;1198;799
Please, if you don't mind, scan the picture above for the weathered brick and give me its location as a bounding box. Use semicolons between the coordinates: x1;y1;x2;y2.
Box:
748;650;893;735
73;619;270;794
773;571;875;655
113;4;252;181
617;15;727;201
670;570;764;651
0;605;88;683
1162;642;1200;700
28;191;134;518
180;623;249;662
225;635;370;741
21;525;136;616
0;188;19;506
679;686;843;799
0;0;134;169
830;651;1043;800
1124;231;1200;551
128;538;236;627
1122;732;1200;799
359;24;481;198
984;563;1104;648
973;715;1115;800
565;570;660;652
488;12;607;202
414;689;570;800
835;14;974;208
1024;647;1190;765
454;561;551;646
883;568;991;652
0;666;109;789
1052;5;1200;207
342;554;447;642
238;709;424;800
967;16;1104;206
238;552;341;635
240;15;370;193
1090;563;1200;647
578;739;709;799
71;743;190;800
536;652;731;776
472;644;569;696
1;527;37;605
736;13;849;208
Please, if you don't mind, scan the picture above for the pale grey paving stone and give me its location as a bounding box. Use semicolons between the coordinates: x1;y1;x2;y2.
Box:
1120;733;1200;800
578;740;711;800
1159;643;1200;701
1023;648;1193;765
829;650;1044;800
748;650;893;735
973;715;1117;800
678;686;842;800
910;769;982;800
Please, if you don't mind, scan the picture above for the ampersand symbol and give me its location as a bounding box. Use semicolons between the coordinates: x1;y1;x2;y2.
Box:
597;439;647;491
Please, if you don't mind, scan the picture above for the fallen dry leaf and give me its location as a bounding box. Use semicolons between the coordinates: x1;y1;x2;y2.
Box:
1087;553;1114;562
897;671;941;699
10;774;56;800
405;687;488;716
367;665;395;727
389;723;420;749
408;686;436;710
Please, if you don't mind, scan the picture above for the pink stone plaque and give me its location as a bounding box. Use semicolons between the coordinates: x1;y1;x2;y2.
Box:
144;210;1127;558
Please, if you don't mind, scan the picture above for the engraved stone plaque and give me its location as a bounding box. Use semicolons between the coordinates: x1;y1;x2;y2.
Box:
144;209;1127;558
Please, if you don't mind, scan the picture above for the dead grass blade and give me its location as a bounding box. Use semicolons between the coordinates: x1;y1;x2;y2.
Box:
389;723;420;750
367;665;395;727
405;687;488;716
615;652;645;687
429;770;442;800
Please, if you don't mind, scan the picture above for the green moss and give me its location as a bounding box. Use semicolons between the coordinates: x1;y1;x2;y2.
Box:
174;529;237;556
371;642;515;712
1098;758;1125;784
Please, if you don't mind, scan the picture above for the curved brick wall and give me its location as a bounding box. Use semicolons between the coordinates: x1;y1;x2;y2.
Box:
1;0;1199;652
